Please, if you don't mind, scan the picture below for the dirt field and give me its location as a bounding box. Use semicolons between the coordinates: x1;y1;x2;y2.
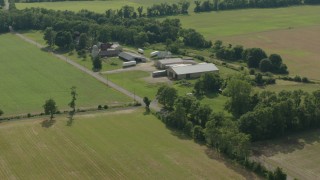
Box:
221;25;320;81
252;129;320;180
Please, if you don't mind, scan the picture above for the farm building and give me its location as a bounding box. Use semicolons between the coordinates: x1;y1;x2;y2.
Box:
167;63;219;80
99;42;122;57
119;52;147;62
155;58;197;69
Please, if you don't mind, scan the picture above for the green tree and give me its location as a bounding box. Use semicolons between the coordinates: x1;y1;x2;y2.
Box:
68;86;77;115
78;33;88;50
224;78;252;118
55;31;73;49
0;109;3;117
193;125;205;142
92;56;102;71
243;48;267;68
143;97;151;109
259;58;272;72
134;32;148;47
137;6;143;17
43;98;58;121
43;27;56;48
156;85;177;109
183;121;193;137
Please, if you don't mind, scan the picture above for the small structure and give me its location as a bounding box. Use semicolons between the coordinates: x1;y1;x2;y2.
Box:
119;52;147;62
156;51;172;59
167;63;219;80
155;58;197;69
123;61;137;68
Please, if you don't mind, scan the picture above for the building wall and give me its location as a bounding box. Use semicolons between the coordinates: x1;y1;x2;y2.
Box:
170;70;219;80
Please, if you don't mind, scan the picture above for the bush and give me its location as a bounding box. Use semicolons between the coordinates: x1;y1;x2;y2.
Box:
293;75;302;82
103;105;109;109
302;77;309;83
194;55;205;61
249;69;255;75
98;105;102;110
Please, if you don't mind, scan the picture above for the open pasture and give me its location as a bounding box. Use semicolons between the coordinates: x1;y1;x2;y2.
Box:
0;34;130;115
253;129;320;180
222;25;320;81
0;108;253;179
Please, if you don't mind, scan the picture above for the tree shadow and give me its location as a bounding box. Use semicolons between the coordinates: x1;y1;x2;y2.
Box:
252;129;320;157
205;148;260;180
66;112;75;127
41;119;56;128
166;126;192;141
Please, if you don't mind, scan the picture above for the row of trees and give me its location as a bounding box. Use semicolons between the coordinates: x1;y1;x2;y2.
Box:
222;75;320;141
156;85;251;160
214;41;288;74
2;8;211;49
194;0;318;13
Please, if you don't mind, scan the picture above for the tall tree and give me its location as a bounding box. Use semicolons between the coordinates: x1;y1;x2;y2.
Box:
68;86;77;116
137;6;143;17
43;27;56;48
143;97;151;109
43;99;58;121
156;85;177;109
78;33;88;50
224;78;252;118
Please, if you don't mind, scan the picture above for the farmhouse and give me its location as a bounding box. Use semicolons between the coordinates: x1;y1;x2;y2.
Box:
155;58;197;69
119;52;147;62
167;63;219;80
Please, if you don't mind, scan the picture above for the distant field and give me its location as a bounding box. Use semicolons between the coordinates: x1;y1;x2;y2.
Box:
0;108;252;179
253;129;320;179
16;0;186;13
0;34;130;115
257;80;320;93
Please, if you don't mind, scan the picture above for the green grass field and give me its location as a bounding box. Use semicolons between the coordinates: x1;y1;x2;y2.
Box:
0;108;251;179
253;129;320;179
0;34;130;115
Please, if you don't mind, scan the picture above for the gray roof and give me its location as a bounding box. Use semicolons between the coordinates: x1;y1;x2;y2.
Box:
170;63;219;75
119;52;145;59
158;58;184;65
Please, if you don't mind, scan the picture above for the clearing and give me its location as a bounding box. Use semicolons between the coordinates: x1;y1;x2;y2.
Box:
0;33;130;115
0;108;255;179
252;129;320;180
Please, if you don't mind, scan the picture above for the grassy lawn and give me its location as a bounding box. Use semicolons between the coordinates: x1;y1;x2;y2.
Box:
0;34;130;115
256;80;320;93
0;108;251;179
105;70;230;113
253;129;320;179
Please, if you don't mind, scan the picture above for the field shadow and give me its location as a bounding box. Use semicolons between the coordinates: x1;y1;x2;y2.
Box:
41;119;56;128
252;129;320;157
205;148;259;180
168;127;192;141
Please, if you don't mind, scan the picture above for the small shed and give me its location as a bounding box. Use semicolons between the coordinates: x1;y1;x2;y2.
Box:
167;63;219;80
119;52;147;62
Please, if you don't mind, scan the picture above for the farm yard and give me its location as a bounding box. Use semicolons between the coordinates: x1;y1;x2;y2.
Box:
0;34;131;115
252;129;320;180
0;108;254;179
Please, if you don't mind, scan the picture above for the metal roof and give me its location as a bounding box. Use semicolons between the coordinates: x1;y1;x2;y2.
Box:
158;58;196;65
119;52;146;60
170;63;219;75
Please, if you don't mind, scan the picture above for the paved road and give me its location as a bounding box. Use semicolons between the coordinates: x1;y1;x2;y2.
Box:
14;33;161;112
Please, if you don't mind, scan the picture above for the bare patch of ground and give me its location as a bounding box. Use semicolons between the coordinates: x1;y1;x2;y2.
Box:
221;25;320;81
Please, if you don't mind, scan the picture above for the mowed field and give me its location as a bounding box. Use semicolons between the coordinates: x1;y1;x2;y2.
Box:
0;108;254;179
252;129;320;180
0;34;130;115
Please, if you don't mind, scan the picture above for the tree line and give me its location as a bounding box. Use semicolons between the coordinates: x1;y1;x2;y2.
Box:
213;40;288;74
154;76;290;179
194;0;319;13
0;7;211;49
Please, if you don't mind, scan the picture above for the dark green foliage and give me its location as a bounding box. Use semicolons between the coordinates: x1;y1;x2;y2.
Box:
243;48;267;68
259;58;272;72
0;11;10;33
92;56;102;71
304;0;320;4
44;27;56;47
224;78;252;118
180;28;212;48
156;85;177;109
193;125;205;142
183;121;193;137
165;103;187;129
143;97;151;108
134;32;148;47
43;98;58;120
55;31;73;49
194;73;222;96
255;73;263;85
68;86;77;116
78;33;88;50
0;109;3;116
